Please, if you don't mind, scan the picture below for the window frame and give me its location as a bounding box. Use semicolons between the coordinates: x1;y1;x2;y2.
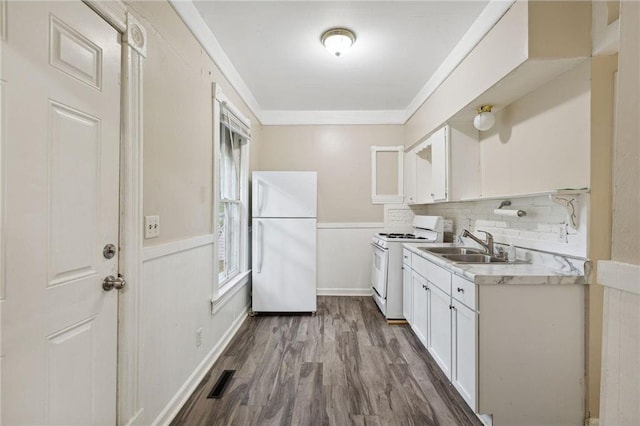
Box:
212;85;250;301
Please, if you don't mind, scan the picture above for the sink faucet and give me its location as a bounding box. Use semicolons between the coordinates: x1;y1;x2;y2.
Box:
461;229;494;255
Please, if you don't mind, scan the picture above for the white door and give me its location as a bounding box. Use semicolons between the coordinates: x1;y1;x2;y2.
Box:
371;243;388;299
452;299;478;410
411;272;429;346
428;284;452;379
402;263;413;323
252;218;317;312
431;127;448;201
2;2;121;424
253;171;317;218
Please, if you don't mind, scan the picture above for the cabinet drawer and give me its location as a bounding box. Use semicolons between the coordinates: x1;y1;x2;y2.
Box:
403;249;411;266
452;275;476;310
412;254;451;295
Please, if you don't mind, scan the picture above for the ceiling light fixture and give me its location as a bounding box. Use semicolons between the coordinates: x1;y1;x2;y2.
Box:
473;105;496;131
321;28;356;57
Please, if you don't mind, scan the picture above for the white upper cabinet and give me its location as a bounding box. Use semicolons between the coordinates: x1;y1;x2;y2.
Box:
405;123;480;204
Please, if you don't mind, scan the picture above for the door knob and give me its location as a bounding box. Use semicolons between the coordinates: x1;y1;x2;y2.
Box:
103;274;126;291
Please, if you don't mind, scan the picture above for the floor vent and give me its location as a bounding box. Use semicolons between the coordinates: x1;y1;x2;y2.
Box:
207;370;235;399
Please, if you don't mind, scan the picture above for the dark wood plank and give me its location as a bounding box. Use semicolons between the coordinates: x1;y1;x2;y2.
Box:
170;296;482;426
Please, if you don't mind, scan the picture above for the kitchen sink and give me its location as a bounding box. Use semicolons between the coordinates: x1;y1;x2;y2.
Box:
419;247;484;255
440;253;508;263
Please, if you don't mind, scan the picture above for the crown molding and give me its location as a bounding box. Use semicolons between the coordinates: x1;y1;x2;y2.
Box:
170;0;515;127
169;0;263;121
260;110;406;126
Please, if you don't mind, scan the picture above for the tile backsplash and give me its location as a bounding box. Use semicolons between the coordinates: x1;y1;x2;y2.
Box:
411;193;588;259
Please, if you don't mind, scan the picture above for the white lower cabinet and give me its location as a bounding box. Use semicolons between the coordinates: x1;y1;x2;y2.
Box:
411;272;429;346
451;298;477;410
427;283;452;379
404;250;586;426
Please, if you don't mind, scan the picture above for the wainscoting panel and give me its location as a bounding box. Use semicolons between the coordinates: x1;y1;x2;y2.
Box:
139;237;249;425
317;223;383;296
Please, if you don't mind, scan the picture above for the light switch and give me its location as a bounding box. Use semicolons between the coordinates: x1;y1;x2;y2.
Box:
144;215;160;238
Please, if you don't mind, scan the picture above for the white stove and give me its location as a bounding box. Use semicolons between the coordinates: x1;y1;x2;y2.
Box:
371;216;444;319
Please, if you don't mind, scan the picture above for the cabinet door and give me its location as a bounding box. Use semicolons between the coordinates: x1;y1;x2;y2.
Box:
431;127;448;201
403;264;413;323
411;272;429;346
452;299;477;410
404;150;416;204
428;283;452;379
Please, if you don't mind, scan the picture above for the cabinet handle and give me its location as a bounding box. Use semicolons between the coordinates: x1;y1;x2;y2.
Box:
457;287;464;293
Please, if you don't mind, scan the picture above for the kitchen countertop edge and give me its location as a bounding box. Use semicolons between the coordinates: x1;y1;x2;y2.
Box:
403;243;588;286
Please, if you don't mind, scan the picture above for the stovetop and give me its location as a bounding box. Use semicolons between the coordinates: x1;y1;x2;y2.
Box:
378;233;427;240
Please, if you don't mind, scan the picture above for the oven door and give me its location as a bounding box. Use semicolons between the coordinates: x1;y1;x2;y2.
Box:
371;242;389;299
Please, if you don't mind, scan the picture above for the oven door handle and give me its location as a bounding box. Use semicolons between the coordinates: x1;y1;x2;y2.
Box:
371;242;387;251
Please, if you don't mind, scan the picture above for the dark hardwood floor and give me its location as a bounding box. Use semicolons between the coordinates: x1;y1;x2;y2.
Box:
171;296;482;426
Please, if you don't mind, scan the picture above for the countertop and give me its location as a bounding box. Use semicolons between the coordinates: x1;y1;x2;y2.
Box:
403;243;589;286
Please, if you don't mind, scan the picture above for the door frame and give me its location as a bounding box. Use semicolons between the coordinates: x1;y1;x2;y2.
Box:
83;2;146;424
0;2;146;425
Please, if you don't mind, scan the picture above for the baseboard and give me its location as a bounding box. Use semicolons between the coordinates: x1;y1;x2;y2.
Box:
317;288;373;296
152;305;249;426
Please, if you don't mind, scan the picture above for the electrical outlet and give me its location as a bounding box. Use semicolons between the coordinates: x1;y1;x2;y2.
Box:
144;215;160;238
443;219;454;233
195;328;202;347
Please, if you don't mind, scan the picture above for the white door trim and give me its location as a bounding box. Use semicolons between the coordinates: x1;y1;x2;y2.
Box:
81;2;146;425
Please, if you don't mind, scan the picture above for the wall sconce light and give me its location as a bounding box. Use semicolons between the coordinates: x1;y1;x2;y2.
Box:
473;105;495;131
321;28;356;57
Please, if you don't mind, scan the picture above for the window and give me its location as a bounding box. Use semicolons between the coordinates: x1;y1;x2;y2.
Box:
216;93;250;291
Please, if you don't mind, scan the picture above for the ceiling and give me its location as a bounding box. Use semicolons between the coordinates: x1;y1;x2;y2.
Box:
172;0;503;124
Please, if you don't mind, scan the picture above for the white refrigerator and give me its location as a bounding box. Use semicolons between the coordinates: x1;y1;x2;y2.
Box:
251;171;317;313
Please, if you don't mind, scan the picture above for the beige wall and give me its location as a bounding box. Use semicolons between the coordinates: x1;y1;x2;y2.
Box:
404;0;591;149
126;1;262;246
258;125;404;223
611;1;640;265
404;0;528;148
479;61;591;196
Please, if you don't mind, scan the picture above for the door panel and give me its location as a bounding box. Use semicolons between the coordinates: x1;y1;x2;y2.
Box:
402;264;412;322
2;2;121;424
49;102;101;286
371;244;388;299
252;218;317;312
428;284;452;379
452;300;478;410
431;127;448;201
411;272;428;346
253;171;317;218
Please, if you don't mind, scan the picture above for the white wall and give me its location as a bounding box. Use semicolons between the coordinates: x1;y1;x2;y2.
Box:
118;2;257;424
317;225;383;296
140;238;249;425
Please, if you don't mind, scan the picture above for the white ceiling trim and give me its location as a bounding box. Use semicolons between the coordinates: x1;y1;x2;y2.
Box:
260;110;407;126
170;0;515;126
169;0;263;119
403;0;516;122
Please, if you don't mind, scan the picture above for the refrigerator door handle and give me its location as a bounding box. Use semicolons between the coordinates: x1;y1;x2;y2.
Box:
256;220;264;273
256;178;264;217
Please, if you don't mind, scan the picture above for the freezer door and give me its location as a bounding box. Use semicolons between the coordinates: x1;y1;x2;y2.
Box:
252;218;317;312
253;171;317;218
